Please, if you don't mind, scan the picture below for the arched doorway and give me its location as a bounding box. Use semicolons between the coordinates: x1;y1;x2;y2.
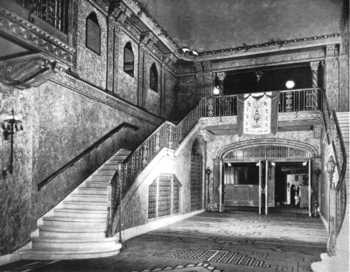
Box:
190;139;203;211
217;139;318;215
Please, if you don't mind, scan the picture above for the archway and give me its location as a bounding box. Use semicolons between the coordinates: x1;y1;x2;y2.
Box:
216;139;318;216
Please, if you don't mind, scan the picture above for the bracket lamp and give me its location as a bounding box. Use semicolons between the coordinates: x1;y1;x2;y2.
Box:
0;109;23;175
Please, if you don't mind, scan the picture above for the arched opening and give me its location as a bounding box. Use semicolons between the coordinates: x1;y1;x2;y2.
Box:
190;139;203;211
123;42;134;77
149;63;158;92
86;12;101;54
217;140;317;216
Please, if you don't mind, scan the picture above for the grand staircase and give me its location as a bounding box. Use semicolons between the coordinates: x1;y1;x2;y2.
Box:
312;111;349;272
22;149;131;260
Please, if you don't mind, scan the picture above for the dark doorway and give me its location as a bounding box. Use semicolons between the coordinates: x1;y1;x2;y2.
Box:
190;140;203;211
275;162;308;209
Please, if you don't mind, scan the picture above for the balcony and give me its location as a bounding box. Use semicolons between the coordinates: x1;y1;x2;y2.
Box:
16;0;69;34
201;88;321;118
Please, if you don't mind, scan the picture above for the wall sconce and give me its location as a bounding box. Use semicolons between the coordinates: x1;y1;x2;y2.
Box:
212;85;220;96
1;109;23;175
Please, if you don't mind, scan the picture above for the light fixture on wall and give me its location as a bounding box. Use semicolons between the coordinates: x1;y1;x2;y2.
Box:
285;80;295;89
0;109;23;175
180;47;199;57
212;85;220;96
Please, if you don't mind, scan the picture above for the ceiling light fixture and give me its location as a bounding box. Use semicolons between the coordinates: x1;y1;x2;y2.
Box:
285;80;295;89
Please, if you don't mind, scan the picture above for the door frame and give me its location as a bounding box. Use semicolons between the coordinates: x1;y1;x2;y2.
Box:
221;158;312;216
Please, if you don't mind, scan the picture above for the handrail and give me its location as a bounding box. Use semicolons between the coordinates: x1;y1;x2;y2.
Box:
320;89;347;255
332;109;347;235
37;122;138;190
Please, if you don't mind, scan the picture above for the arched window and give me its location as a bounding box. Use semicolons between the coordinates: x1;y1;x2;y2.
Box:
123;42;134;77
86;12;101;54
150;63;158;92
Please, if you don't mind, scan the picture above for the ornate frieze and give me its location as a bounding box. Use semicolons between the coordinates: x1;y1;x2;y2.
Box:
0;8;75;66
199;34;341;58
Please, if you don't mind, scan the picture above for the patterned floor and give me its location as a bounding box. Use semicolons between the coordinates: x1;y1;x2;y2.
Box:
0;211;327;272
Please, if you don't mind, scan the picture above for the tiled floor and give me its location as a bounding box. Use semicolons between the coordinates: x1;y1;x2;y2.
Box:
0;211;327;272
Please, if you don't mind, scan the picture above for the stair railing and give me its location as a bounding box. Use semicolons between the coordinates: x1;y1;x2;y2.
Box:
110;88;322;236
321;89;347;255
37;122;138;190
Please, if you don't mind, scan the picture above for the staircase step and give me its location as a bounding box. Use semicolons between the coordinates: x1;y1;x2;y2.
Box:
69;194;107;202
62;201;107;210
78;187;107;194
54;208;107;219
87;175;111;182
93;169;116;176
43;215;105;223
42;216;106;229
25;149;131;260
39;226;106;239
83;181;109;188
32;237;117;250
21;246;121;260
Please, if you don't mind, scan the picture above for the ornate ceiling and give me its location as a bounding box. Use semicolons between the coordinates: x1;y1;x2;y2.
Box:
136;0;343;53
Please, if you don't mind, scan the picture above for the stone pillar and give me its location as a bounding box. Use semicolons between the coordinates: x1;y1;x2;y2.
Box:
210;158;221;211
106;16;117;92
324;45;340;110
160;58;167;117
137;45;145;107
195;61;214;98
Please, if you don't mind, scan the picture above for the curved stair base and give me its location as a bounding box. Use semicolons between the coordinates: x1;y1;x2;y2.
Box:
22;149;130;260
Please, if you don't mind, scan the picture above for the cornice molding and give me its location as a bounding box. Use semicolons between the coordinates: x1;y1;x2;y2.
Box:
194;33;342;62
50;72;163;126
0;8;75;66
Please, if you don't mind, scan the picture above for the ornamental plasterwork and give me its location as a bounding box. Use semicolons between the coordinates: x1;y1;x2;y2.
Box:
0;8;75;66
0;53;67;89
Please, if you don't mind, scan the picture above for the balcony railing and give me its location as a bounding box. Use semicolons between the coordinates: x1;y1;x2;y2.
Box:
279;88;321;112
17;0;69;33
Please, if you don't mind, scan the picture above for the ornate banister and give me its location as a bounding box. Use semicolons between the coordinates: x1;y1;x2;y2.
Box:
320;89;347;255
37;122;138;190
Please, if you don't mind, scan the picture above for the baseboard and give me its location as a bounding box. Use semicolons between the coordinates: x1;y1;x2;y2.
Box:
116;210;204;242
0;242;31;266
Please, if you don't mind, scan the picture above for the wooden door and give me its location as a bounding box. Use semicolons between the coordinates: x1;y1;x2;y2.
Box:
190;154;203;211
